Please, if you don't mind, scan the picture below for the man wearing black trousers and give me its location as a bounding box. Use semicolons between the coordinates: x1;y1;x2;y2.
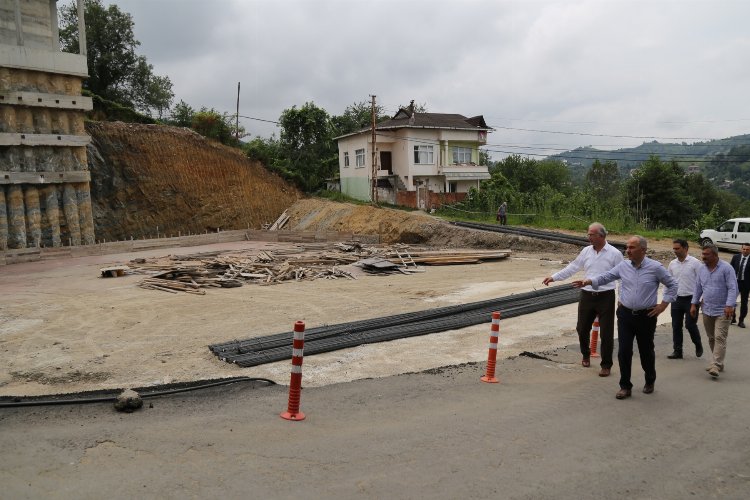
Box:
667;239;703;358
730;243;750;328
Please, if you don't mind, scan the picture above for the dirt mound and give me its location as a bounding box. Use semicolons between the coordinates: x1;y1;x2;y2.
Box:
286;198;581;253
86;122;300;241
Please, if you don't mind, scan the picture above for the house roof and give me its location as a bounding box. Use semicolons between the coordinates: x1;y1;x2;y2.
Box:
334;106;492;140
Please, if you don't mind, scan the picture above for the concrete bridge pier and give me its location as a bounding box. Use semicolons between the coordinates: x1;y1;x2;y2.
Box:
7;185;27;249
24;186;42;247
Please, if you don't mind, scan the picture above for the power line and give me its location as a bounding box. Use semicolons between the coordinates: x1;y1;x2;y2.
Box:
489;124;716;141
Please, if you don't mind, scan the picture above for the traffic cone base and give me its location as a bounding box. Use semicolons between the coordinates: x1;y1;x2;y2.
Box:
280;411;306;421
480;375;499;383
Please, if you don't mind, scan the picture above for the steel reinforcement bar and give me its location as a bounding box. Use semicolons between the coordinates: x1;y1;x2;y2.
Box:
209;285;580;367
450;221;626;251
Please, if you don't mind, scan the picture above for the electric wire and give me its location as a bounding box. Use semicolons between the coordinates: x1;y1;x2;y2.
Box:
0;377;276;409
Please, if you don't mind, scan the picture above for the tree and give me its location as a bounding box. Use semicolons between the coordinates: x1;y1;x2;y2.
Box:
331;100;388;136
58;0;173;116
278;102;337;192
168;100;195;128
624;156;695;228
190;108;245;147
586;159;620;196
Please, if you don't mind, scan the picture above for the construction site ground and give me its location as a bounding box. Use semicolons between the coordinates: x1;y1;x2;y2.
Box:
2;199;747;498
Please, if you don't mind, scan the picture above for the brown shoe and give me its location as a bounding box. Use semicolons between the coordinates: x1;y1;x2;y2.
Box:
582;357;591;367
616;388;632;399
598;367;611;377
643;384;654;394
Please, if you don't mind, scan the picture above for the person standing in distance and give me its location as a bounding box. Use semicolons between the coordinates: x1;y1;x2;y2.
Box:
730;243;750;327
667;239;704;359
496;202;508;225
691;243;737;378
543;223;623;376
573;236;677;400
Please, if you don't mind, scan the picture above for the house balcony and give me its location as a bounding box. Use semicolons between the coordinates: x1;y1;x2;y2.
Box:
439;163;491;181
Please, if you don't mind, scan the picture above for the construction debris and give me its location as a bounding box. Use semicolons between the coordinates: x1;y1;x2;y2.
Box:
100;265;130;278
120;243;511;294
267;210;290;231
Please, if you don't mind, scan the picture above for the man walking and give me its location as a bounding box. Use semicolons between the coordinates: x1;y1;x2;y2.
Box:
543;223;623;376
667;239;703;359
730;243;750;327
573;236;677;400
691;243;737;378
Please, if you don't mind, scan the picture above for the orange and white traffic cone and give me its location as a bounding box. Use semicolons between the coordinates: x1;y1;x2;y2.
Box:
280;321;306;421
481;311;501;383
590;316;600;358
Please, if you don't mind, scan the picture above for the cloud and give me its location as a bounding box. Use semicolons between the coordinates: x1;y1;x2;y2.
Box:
110;0;750;151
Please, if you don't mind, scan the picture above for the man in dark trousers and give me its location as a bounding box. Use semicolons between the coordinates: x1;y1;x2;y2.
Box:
543;223;623;377
573;236;677;400
730;243;750;327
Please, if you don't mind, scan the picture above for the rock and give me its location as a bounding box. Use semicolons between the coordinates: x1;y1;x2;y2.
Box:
114;389;143;413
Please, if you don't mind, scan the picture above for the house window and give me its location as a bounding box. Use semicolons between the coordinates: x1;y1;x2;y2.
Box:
413;145;434;164
448;182;458;193
355;148;365;167
452;147;472;164
343;152;350;167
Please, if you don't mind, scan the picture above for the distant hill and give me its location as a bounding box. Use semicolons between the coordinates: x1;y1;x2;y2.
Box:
548;134;750;195
549;134;750;169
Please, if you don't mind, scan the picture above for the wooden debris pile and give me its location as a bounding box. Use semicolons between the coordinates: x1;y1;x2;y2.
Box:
118;243;512;295
128;245;364;294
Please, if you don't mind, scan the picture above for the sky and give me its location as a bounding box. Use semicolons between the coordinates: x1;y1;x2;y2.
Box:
109;0;750;159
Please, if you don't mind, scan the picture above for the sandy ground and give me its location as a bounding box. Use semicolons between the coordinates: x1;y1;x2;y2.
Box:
0;239;589;397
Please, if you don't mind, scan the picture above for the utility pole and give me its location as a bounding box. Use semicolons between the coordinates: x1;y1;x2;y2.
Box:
236;82;241;143
371;95;378;206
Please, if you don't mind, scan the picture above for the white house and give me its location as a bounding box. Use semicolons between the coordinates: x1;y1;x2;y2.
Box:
334;102;493;209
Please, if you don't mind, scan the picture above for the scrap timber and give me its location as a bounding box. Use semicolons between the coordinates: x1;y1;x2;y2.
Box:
121;243;511;294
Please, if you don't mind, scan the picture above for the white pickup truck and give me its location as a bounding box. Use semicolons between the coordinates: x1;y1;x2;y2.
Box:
699;217;750;251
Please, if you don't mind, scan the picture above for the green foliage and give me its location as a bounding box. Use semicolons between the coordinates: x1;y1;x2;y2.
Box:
585;159;619;196
189;108;245;147
331;100;388;136
84;89;155;124
168;100;195;128
59;0;173;116
277;102;338;192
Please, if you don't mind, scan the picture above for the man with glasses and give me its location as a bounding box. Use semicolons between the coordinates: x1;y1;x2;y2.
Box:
543;223;623;376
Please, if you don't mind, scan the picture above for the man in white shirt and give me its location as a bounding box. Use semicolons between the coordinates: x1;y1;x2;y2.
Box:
543;222;624;376
667;239;704;359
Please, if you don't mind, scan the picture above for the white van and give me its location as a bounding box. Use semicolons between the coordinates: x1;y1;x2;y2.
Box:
699;218;750;251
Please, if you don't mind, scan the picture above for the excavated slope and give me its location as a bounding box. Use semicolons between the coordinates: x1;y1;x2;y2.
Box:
86;122;300;241
284;198;582;253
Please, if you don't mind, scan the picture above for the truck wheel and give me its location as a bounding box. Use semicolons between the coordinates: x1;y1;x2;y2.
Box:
700;237;713;246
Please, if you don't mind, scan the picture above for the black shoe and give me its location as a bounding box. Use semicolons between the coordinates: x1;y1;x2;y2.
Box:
667;351;683;359
696;346;703;358
731;318;737;324
739;322;746;328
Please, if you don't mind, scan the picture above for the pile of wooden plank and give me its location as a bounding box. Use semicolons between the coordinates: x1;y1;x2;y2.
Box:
386;248;511;265
128;247;360;294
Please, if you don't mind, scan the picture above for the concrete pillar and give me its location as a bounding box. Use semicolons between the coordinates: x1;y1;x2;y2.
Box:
24;186;41;247
0;106;15;133
7;185;27;249
62;183;81;245
76;182;95;245
0;187;8;250
42;186;61;247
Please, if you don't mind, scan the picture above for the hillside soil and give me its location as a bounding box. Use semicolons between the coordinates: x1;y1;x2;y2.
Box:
0;199;686;397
